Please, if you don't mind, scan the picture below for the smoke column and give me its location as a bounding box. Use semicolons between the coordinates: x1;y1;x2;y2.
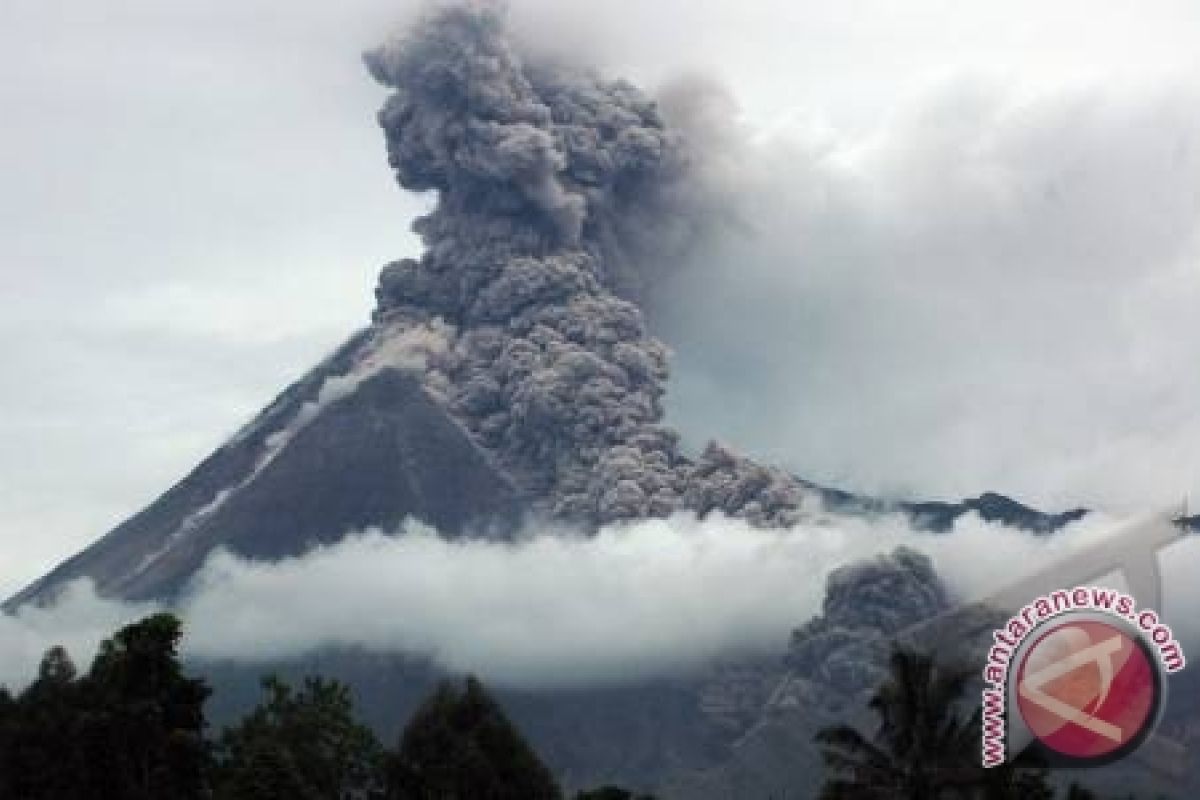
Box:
364;4;812;527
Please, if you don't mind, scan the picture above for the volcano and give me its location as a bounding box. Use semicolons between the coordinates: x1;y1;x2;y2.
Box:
6;6;1144;797
6;4;1079;614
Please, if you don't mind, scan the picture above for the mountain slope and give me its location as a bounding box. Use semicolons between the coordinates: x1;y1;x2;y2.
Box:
6;328;525;608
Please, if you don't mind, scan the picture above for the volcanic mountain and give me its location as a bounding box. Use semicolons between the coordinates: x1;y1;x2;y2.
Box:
7;7;1145;797
6;4;1079;613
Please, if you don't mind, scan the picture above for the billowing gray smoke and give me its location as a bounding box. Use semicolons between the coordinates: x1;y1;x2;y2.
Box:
363;4;809;526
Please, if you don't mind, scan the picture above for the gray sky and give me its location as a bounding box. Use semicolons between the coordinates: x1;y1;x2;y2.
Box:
3;0;1200;598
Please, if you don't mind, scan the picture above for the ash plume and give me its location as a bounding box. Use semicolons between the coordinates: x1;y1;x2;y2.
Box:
363;3;809;527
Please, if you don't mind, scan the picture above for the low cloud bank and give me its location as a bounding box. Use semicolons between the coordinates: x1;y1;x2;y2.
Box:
11;510;1195;691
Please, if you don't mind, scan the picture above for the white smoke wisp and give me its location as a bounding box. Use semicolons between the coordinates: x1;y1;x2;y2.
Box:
9;511;1198;692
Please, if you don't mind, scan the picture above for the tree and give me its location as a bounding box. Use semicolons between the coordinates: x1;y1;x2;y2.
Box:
214;674;384;800
214;736;325;800
815;647;1052;800
37;645;77;684
0;614;211;800
387;676;562;800
0;649;85;799
81;613;213;800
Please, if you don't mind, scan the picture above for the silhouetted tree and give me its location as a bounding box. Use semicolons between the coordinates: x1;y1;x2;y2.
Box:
387;675;562;800
214;674;384;800
215;735;327;800
0;613;211;800
816;647;1053;799
0;648;86;798
82;613;212;799
37;644;77;684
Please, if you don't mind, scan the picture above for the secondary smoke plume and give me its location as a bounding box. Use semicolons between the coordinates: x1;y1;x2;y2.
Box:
362;4;809;527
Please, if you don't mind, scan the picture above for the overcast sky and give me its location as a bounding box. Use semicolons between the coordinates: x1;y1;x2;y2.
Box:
3;0;1200;598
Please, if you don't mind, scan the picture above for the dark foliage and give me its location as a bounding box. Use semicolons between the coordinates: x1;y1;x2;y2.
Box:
0;613;211;800
213;674;385;799
0;614;1147;800
574;787;659;800
387;675;562;800
815;647;1054;800
0;617;562;800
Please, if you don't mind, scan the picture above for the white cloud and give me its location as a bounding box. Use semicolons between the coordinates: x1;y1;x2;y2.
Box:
0;580;158;690
9;511;1194;692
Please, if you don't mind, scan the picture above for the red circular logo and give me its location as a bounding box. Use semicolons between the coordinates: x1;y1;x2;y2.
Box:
1016;618;1160;762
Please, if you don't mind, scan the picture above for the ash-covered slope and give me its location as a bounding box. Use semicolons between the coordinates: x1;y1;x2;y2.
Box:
7;5;1079;612
6;325;525;608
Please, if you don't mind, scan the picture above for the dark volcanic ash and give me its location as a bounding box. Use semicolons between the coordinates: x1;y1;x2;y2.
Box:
363;4;810;527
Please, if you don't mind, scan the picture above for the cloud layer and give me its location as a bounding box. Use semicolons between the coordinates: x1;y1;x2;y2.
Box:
11;510;1200;692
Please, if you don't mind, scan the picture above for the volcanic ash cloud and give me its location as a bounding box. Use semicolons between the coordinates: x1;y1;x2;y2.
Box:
361;4;814;528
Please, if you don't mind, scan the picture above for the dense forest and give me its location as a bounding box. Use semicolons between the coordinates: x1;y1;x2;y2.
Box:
0;614;651;799
0;615;1136;799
